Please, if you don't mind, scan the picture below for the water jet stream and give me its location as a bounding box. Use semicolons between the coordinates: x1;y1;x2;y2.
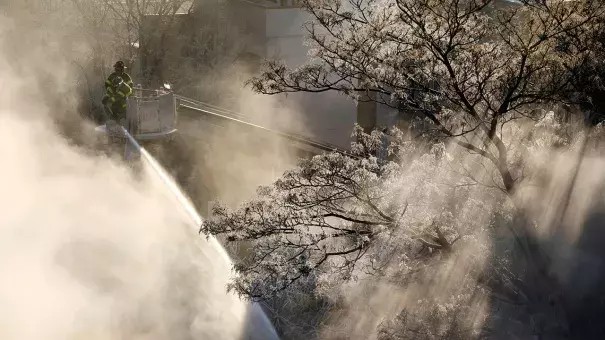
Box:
119;127;281;340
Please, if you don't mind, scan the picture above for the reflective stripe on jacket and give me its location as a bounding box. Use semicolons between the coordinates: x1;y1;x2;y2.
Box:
107;82;132;108
105;72;134;95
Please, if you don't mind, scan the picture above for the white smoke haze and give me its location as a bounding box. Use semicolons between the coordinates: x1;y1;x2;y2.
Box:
306;113;605;339
228;86;314;138
0;5;282;340
312;135;497;340
192;114;309;208
11;1;605;339
172;65;317;210
0;76;251;340
0;109;268;339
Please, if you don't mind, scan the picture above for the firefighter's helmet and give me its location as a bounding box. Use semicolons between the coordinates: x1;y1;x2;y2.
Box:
114;60;127;70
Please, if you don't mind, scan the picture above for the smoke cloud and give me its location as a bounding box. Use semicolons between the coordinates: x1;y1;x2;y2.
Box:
0;5;280;340
313;115;605;339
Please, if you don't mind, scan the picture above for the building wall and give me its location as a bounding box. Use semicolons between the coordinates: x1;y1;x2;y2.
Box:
226;0;268;58
265;7;357;148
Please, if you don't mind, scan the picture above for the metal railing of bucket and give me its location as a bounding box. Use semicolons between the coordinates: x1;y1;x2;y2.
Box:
126;88;178;140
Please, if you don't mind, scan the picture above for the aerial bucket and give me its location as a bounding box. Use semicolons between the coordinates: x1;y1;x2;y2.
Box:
95;87;178;142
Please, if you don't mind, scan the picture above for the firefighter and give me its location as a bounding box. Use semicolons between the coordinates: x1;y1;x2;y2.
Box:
102;75;133;125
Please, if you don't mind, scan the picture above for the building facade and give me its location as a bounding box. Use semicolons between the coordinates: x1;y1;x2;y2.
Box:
138;0;525;147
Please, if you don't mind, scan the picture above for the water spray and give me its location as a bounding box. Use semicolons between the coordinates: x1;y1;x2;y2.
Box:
116;125;282;340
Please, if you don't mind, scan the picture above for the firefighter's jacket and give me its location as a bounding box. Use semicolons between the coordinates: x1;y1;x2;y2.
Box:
105;72;133;92
105;78;133;110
